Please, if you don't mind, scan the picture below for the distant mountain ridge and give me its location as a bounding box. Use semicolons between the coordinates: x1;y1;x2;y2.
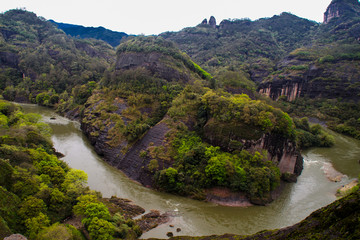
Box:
50;20;128;47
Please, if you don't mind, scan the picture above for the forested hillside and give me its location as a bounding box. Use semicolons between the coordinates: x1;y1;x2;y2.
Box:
162;0;360;140
0;5;338;203
0;1;360;239
0;9;115;104
0;101;156;240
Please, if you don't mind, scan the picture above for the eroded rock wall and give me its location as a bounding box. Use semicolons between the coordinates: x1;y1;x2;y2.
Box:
81;101;173;187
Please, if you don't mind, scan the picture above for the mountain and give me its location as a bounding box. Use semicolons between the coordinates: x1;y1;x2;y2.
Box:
0;2;359;240
78;36;302;204
161;13;318;82
162;0;360;140
0;5;334;205
324;0;360;24
50;20;128;47
0;9;115;102
257;0;360;139
160;0;360;106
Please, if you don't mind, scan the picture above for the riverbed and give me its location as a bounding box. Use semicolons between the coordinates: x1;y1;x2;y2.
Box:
21;103;360;239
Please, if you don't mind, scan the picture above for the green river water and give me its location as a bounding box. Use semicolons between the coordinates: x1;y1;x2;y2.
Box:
21;103;360;239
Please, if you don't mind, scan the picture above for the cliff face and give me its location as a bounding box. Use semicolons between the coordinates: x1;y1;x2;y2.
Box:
257;0;360;102
324;0;360;24
81;98;173;187
204;120;302;179
79;37;208;187
258;54;360;102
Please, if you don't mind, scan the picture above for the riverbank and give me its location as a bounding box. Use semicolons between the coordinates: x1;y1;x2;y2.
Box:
21;103;360;239
336;180;359;197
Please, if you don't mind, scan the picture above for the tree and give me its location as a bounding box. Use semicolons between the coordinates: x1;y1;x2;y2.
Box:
40;165;65;186
87;217;115;240
25;212;50;239
205;154;229;185
62;169;88;199
37;223;83;240
73;194;110;223
18;196;47;219
0;159;14;190
37;223;72;240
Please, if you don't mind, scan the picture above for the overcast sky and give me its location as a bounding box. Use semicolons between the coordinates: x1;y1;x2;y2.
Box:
1;0;332;35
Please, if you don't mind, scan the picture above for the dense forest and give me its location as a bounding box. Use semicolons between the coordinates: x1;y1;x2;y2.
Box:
0;101;153;239
0;0;360;239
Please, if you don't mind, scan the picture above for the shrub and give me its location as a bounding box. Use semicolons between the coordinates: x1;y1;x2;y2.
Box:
87;217;114;240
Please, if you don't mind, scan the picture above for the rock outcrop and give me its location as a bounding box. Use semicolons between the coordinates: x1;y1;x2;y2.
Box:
115;52;191;83
324;0;360;24
79;36;302;205
82;110;173;187
4;234;27;240
204;123;303;179
258;55;360;102
209;16;217;28
200;16;217;28
201;18;208;25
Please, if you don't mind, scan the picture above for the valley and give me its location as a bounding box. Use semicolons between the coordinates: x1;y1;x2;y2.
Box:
20;103;360;239
0;0;360;239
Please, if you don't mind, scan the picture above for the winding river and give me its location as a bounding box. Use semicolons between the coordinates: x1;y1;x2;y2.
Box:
21;103;360;239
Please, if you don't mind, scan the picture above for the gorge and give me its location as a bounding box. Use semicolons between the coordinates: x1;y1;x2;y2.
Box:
21;103;360;239
1;0;360;239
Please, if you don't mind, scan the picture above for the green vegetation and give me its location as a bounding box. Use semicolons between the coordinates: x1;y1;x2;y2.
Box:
0;9;115;106
1;1;360;239
201;90;295;139
154;132;281;201
142;86;296;201
78;36;211;150
0;101;142;239
161;12;317;84
279;97;360;140
294;117;335;148
117;36;212;80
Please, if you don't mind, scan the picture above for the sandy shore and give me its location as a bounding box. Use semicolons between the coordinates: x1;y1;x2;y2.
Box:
322;162;345;182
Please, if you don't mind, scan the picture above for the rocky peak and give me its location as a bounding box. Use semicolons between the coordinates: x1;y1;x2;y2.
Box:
209;16;217;28
200;16;217;28
324;0;360;24
201;18;208;25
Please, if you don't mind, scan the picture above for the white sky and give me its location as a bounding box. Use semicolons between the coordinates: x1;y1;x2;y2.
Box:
1;0;332;35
